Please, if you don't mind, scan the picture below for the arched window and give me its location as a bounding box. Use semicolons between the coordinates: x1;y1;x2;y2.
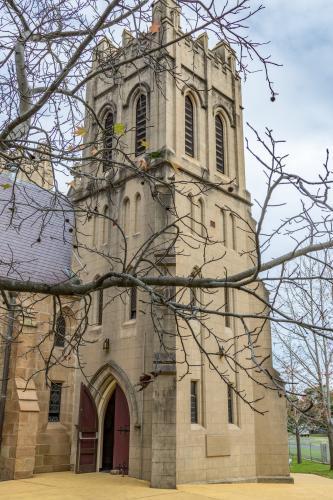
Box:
134;193;142;234
198;198;205;237
230;213;237;251
221;209;226;245
102;205;109;245
215;115;224;173
185;96;194;157
103;111;114;171
97;289;104;325
130;287;137;320
135;94;147;156
54;314;66;347
188;194;194;233
123;198;130;236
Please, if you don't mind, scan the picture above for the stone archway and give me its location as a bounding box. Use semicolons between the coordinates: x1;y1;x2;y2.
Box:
88;361;140;472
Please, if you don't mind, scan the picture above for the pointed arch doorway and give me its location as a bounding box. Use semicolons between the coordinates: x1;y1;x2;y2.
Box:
101;385;130;473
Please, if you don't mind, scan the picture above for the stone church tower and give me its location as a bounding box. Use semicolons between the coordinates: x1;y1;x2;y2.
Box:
71;0;291;488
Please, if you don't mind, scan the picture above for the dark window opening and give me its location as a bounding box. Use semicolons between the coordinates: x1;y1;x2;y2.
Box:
191;381;198;423
225;289;231;328
103;112;114;171
48;382;62;422
54;314;66;347
185;96;194;157
227;384;234;424
135;94;147;156
216;115;224;173
97;289;104;325
130;287;137;320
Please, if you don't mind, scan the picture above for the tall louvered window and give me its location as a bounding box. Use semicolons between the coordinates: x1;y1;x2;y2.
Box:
215;115;224;173
185;96;194;157
103;112;114;171
135;94;147;156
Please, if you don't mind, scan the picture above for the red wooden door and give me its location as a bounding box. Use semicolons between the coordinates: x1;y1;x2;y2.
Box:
76;384;98;473
113;385;130;473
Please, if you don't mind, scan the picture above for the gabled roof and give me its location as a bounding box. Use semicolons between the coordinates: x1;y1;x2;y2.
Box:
0;174;73;285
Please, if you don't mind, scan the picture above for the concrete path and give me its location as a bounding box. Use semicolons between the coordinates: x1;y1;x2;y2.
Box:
0;472;332;500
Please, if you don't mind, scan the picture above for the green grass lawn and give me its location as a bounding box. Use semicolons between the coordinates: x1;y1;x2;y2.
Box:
291;458;333;480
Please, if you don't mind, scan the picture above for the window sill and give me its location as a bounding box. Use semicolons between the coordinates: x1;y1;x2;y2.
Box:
228;423;240;431
122;319;136;328
191;423;206;432
46;421;67;431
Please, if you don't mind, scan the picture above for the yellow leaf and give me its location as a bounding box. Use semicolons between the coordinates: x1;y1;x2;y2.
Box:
149;22;160;33
140;139;149;150
113;123;125;135
74;126;87;137
1;183;11;190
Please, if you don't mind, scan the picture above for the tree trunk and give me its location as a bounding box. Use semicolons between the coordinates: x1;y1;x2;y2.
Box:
327;423;333;470
296;429;302;464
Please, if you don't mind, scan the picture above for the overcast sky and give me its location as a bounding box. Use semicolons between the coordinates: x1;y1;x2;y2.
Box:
243;0;333;207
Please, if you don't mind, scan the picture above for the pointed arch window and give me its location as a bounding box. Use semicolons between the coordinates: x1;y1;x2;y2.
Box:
54;314;66;347
221;209;226;245
102;205;109;245
135;94;147;156
134;193;142;234
215;115;224;173
188;194;195;233
123;197;130;236
185;96;194;157
103;111;114;171
198;198;205;237
230;213;237;251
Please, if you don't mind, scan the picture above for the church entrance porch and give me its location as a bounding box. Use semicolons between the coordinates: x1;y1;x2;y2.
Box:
75;362;138;476
101;385;130;474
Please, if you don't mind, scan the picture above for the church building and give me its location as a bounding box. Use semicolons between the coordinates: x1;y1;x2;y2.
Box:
0;0;291;488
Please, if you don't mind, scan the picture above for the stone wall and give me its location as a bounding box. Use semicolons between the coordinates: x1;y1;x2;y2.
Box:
0;294;75;480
